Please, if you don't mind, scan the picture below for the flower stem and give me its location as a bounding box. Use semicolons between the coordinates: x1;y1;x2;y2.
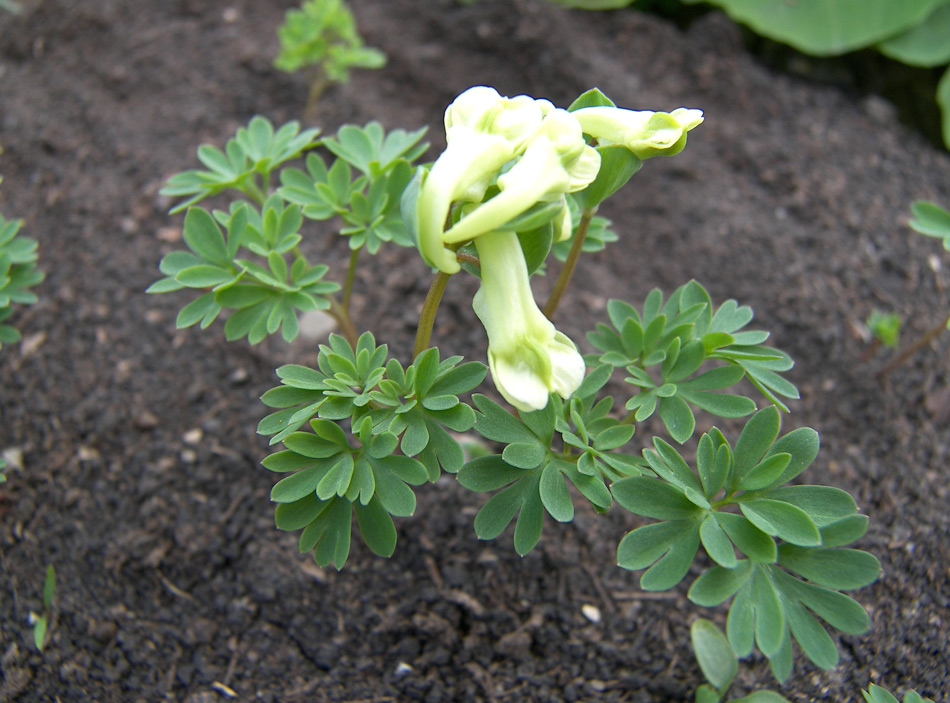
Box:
543;207;595;319
414;270;452;359
342;246;361;315
876;312;950;378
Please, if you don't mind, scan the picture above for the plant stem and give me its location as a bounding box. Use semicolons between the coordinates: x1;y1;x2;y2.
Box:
342;246;361;315
244;178;268;206
329;298;359;348
876;312;950;377
543;207;595;319
414;270;452;358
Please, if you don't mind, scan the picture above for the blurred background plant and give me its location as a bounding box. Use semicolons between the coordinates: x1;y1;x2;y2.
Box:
863;309;902;361
877;201;950;376
28;565;56;652
274;0;387;119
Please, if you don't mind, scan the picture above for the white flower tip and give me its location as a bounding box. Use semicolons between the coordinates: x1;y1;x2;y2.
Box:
671;108;704;131
547;332;586;398
491;352;552;412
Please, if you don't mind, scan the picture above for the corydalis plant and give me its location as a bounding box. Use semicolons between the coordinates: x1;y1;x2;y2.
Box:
275;0;387;115
152;85;878;691
1;176;44;351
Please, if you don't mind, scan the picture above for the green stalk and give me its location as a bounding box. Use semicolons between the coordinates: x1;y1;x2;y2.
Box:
342;246;361;315
543;208;595;318
244;176;268;206
413;271;452;359
329;298;359;348
876;312;950;377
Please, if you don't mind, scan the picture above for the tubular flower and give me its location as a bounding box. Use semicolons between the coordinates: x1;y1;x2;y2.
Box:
442;108;600;245
417;86;546;274
572;106;704;159
472;230;585;411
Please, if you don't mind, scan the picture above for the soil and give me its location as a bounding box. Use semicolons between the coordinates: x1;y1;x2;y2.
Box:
1;1;949;701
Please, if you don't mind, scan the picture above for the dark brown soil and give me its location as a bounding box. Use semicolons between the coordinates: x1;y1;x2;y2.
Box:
1;1;949;701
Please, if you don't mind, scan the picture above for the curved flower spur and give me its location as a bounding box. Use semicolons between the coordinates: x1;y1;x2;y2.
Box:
414;86;703;411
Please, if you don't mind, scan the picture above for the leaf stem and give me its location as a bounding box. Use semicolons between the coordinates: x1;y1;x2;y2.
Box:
414;270;452;359
543;207;596;319
876;312;950;377
342;246;361;315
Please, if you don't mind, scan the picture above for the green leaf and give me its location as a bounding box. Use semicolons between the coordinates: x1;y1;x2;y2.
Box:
778;546;880;589
354;497;397;557
700;0;948;56
513;473;545;556
183;207;230;266
316;453;355;500
740;499;821;547
311;498;352;570
593;423;635;451
271;463;327;503
646;438;704;495
640;521;701;591
908;199;950;245
276;494;329;531
695;684;722;703
750;566;785;657
658;394;696;444
939;66;950;149
688;559;754;607
732;406;781;485
370;460;417;517
819;514;869;547
458;455;525;492
616;518;701;591
474;481;524;540
736;453;791;491
42;565;56;610
472;395;539;444
691;619;738;692
612;476;704;520
567;87;617;111
764;427;820;487
763;485;857;526
877;3;950;67
716;512;777;563
539;461;574;522
727;586;755;657
701;514;738;568
502;441;547;469
572;145;642;210
732;692;791;703
784;599;838;669
33;616;47;651
773;569;871;634
176;292;220;329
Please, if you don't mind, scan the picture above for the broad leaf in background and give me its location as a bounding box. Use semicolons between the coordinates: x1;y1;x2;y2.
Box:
684;0;949;56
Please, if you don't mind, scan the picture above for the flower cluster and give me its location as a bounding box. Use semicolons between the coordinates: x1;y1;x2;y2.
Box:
416;86;702;411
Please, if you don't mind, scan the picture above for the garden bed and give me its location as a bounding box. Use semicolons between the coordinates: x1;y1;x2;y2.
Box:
1;1;949;701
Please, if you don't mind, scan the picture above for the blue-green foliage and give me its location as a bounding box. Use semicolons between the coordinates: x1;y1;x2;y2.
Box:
259;334;486;568
0;213;44;349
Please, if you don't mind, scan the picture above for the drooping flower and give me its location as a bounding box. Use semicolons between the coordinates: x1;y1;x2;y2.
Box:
472;229;585;411
442;108;600;245
417;86;546;274
572;106;704;159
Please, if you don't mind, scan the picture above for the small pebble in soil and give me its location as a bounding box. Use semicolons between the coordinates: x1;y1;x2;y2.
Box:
581;603;601;624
